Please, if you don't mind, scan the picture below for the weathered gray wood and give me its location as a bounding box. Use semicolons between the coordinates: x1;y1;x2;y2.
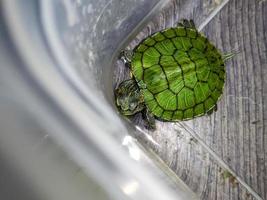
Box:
113;0;267;199
188;0;267;198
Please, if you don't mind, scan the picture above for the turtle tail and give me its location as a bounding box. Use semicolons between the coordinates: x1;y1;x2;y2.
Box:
222;51;239;62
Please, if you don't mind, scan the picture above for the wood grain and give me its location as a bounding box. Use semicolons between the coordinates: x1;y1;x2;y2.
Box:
188;0;267;198
113;0;267;199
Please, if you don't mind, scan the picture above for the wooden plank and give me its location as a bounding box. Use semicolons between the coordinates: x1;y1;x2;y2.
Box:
113;0;267;199
187;0;267;198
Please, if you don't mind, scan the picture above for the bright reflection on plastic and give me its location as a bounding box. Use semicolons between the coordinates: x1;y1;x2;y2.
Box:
135;126;159;146
121;180;139;196
122;136;141;161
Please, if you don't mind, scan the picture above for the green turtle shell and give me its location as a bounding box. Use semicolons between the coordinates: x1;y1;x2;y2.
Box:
131;27;225;121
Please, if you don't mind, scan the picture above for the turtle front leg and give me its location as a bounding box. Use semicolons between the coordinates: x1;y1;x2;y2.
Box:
119;50;134;68
176;19;196;29
142;108;156;130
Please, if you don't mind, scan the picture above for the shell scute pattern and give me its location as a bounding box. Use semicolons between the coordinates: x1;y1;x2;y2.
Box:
131;27;225;121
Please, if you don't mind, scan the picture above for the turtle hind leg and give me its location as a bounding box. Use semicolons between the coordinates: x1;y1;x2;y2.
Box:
142;108;156;130
176;19;196;29
207;104;218;115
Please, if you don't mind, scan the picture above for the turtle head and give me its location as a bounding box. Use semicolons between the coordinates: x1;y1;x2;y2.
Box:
115;79;145;116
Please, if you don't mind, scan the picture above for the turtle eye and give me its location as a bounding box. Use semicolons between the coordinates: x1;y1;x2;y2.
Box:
129;102;136;110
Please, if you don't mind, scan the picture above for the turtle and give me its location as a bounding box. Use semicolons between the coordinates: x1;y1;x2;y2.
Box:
115;19;235;129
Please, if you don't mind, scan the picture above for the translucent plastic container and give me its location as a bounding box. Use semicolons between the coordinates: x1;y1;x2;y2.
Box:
2;0;265;199
0;1;197;200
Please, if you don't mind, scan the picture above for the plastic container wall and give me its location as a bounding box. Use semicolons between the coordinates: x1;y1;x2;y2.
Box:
0;1;197;200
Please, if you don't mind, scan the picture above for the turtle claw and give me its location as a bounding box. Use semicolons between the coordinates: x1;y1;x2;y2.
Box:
142;108;156;130
176;19;196;29
207;104;218;115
